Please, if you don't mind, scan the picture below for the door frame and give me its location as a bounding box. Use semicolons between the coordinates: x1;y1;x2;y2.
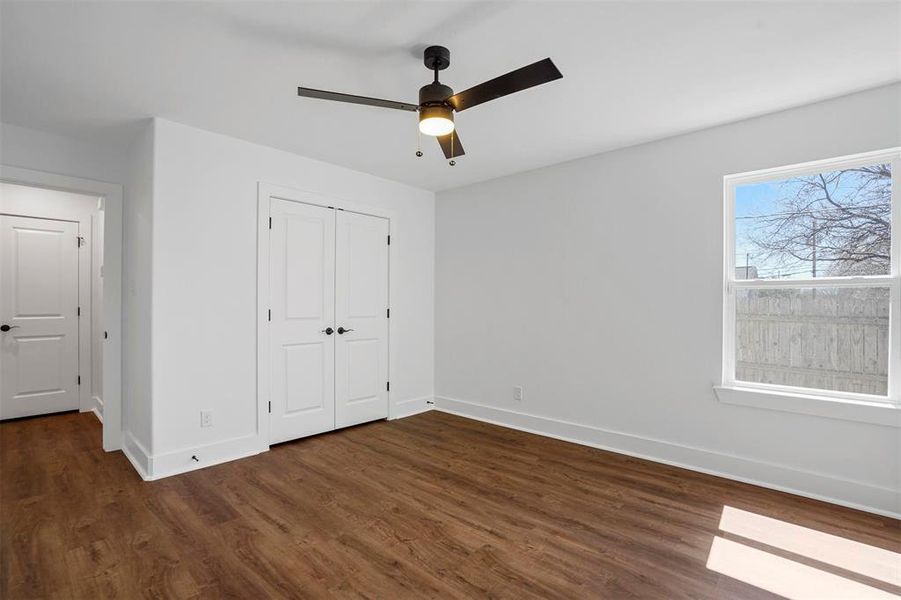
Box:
0;165;123;451
256;182;395;450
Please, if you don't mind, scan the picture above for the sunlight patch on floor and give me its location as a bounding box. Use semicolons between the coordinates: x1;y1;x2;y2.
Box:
706;506;901;599
719;506;901;587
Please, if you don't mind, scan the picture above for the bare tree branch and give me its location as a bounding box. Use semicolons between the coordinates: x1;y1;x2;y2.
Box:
744;164;891;277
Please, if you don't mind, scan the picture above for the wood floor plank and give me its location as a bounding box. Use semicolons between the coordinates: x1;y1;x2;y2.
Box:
2;410;898;599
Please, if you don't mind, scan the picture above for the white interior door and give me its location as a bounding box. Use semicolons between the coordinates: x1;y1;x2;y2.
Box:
0;215;79;419
269;199;336;444
334;210;389;428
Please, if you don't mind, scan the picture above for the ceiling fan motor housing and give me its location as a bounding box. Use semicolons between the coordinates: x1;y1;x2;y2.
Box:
419;82;454;108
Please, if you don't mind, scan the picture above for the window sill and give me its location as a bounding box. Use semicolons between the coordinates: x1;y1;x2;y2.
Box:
713;385;901;428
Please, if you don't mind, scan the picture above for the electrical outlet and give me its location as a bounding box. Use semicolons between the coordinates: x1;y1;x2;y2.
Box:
200;410;213;428
513;386;523;402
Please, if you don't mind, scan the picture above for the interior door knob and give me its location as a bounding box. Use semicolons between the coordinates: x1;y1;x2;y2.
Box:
0;324;19;332
320;327;334;335
337;327;354;335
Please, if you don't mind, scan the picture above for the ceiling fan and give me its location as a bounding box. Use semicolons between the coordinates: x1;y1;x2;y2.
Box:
297;46;562;165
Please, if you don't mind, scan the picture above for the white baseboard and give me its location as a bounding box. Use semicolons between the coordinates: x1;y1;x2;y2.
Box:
121;429;263;481
434;396;900;519
149;434;263;480
91;395;103;423
391;395;434;420
135;394;434;479
121;430;151;480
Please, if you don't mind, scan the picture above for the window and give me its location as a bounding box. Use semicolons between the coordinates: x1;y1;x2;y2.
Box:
723;149;900;407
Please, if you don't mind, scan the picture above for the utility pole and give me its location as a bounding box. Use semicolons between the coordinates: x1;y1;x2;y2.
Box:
810;217;818;278
811;216;818;299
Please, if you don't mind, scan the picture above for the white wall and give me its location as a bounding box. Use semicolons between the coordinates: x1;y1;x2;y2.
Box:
147;118;435;476
121;121;154;468
435;83;901;516
0;123;128;185
0;182;98;220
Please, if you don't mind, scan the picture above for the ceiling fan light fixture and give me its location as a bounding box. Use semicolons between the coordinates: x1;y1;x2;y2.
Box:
418;104;454;136
297;45;562;160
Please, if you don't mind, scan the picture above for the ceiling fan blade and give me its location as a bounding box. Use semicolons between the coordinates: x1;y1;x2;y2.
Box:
446;58;562;112
297;87;418;112
437;130;464;159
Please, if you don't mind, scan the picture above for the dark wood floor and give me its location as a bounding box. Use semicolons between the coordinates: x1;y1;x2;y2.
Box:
1;411;898;599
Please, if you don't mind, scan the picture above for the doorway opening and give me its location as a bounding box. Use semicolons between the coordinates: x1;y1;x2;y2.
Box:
0;167;122;451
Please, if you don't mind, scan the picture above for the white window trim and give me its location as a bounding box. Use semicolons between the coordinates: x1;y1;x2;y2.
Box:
720;148;901;426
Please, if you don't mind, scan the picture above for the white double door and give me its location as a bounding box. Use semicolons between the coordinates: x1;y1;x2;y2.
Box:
269;198;389;444
0;215;80;419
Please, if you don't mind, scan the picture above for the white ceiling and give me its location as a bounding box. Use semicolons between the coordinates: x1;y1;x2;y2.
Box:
1;1;898;192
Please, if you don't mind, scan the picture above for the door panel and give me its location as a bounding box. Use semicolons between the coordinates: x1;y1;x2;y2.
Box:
335;210;389;428
284;343;325;413
1;216;79;419
284;217;327;320
345;338;381;402
269;199;335;443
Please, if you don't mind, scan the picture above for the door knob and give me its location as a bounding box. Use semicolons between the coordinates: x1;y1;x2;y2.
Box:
0;324;19;332
320;327;334;335
337;327;354;335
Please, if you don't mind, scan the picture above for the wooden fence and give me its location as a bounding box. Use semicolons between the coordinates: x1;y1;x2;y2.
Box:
735;287;889;396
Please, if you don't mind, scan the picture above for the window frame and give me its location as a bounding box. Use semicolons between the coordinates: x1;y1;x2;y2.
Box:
722;148;901;408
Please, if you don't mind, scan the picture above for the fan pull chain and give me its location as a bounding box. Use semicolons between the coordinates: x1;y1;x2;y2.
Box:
449;132;456;166
415;127;422;157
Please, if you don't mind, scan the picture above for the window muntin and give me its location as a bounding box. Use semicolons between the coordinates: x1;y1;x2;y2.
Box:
724;150;900;403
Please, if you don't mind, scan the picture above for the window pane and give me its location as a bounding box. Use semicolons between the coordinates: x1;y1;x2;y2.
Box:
735;163;892;279
735;287;889;395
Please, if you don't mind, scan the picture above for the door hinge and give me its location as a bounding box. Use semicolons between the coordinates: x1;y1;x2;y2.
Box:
269;217;272;229
77;306;81;317
386;381;390;392
76;236;85;247
268;401;271;413
268;309;271;321
77;375;81;385
387;235;391;245
104;331;108;339
386;308;390;318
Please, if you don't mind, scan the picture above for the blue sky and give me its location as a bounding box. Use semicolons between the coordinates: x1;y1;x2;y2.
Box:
735;179;812;279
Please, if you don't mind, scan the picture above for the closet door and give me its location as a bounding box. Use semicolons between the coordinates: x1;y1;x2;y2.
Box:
269;199;336;444
334;210;389;428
